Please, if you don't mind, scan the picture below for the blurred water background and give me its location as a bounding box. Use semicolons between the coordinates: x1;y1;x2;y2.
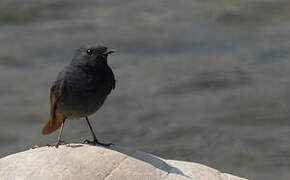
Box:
1;0;290;179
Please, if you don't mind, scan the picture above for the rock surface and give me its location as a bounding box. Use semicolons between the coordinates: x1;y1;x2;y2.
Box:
0;143;247;180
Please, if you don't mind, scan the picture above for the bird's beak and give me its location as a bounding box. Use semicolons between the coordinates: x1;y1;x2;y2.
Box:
103;49;115;55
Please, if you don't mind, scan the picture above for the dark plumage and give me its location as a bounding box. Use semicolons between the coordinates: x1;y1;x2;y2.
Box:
42;44;115;147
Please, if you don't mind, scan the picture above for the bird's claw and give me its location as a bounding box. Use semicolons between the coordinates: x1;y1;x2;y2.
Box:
47;140;66;148
83;139;113;147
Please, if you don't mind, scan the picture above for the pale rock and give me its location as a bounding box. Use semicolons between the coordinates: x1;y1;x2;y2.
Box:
0;143;248;180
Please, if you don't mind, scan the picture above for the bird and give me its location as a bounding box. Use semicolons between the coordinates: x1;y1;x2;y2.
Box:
41;44;115;147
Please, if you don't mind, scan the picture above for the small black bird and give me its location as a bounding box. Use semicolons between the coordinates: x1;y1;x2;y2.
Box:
42;44;115;147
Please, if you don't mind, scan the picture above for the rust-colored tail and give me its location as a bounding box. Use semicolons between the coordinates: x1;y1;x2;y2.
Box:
42;109;66;134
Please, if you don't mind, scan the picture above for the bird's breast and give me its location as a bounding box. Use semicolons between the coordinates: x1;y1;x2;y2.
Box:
57;66;114;118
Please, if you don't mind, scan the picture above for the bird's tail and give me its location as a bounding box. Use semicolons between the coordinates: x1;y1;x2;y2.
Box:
42;109;65;134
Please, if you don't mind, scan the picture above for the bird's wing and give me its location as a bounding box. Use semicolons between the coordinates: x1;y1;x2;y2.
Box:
42;74;66;134
49;82;62;125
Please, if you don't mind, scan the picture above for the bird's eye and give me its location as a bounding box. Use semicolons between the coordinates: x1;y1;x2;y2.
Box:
86;49;93;55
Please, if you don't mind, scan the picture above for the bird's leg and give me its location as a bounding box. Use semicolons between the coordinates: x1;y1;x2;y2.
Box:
55;120;66;148
83;117;113;147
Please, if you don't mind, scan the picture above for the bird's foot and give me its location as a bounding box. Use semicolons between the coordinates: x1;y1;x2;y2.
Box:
47;140;66;148
30;145;40;149
83;139;113;147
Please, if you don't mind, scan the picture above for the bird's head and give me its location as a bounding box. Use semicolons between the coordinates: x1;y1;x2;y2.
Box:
71;44;114;66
